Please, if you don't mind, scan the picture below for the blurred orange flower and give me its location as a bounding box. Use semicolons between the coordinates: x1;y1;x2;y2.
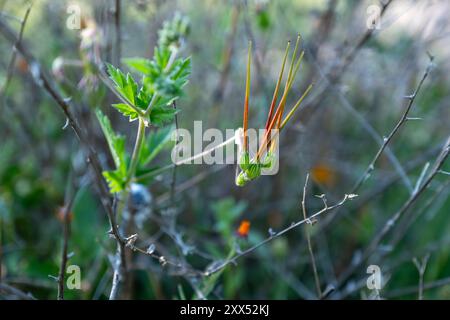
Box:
236;220;251;238
311;163;336;187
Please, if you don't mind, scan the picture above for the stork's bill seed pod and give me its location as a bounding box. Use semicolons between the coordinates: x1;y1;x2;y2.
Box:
235;35;313;187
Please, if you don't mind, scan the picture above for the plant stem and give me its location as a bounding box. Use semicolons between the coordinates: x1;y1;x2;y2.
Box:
144;93;158;116
57;205;71;300
127;118;146;182
110;117;146;299
164;47;178;73
117;117;146;220
301;174;322;299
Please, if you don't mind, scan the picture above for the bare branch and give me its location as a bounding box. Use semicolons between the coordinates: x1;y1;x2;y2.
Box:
205;194;355;276
0;3;32;98
301;174;322;298
412;253;430;300
337;133;450;288
386;276;450;298
352;57;434;193
0;283;36;300
113;0;121;67
57;201;74;300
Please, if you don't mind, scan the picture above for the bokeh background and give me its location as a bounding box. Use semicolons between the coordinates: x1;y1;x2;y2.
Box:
0;0;449;299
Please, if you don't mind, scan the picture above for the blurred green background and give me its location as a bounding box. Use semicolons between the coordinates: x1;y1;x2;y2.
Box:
0;0;449;299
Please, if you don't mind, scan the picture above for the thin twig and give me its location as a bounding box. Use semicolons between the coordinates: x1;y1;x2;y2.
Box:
338;0;393;76
337;133;450;289
389;179;450;249
301;174;322;298
170;101;179;205
0;283;36;300
352;56;434;193
386;276;450;298
412;253;430;300
0;3;32;99
114;0;121;67
303;40;413;193
57;202;73;300
205;194;355;276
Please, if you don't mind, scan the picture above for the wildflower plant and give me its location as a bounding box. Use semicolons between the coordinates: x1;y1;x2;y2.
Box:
96;15;191;208
236;36;313;186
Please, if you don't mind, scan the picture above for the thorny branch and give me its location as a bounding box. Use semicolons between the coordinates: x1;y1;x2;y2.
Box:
304;44;413;194
0;3;31;100
301;174;322;298
412;253;430;300
336;133;450;290
351;56;434;193
205;193;356;276
386;276;450;298
0;283;36;300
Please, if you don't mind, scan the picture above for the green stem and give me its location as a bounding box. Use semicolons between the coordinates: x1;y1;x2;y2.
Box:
127;117;146;183
117;117;146;220
164;47;178;73
144;93;158;116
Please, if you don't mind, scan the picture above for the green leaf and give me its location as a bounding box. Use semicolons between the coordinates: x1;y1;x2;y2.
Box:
124;58;154;75
123;73;138;104
112;103;139;121
95;109;127;175
139;125;175;166
106;63;138;105
106;63;126;87
149;105;179;126
154;47;171;70
153;56;191;98
135;87;154;110
172;57;191;82
103;169;125;193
